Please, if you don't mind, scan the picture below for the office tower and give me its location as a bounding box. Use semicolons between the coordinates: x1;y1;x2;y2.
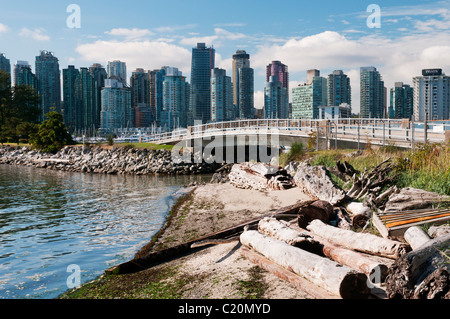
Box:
190;43;215;124
100;78;132;133
266;61;289;91
389;82;413;119
35;50;61;119
413;69;450;121
88;63;108;127
264;76;288;119
130;68;150;107
76;68;99;133
149;68;166;126
328;70;351;107
307;69;320;85
62;65;80;131
232;50;254;119
134;103;153;128
210;68;232;122
0;53;11;83
161;67;189;129
319;104;352;120
360;66;385;118
107;60;127;86
292;71;327;119
14;60;38;91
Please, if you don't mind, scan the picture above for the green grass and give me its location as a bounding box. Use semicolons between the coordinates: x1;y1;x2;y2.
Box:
234;266;269;299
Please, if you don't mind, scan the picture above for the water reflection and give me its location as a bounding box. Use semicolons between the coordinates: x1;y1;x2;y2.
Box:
0;164;209;299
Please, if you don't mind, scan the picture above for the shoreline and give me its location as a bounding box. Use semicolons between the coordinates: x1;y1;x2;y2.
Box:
59;182;316;299
0;144;221;176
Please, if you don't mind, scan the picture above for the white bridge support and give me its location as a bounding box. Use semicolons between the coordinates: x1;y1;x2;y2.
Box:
115;118;448;149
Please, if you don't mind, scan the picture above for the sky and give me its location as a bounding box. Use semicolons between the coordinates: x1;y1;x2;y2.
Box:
1;0;450;113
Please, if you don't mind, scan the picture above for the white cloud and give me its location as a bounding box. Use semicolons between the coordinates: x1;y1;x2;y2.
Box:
154;24;197;33
18;27;50;41
76;40;192;74
179;28;248;47
105;28;154;40
0;23;8;33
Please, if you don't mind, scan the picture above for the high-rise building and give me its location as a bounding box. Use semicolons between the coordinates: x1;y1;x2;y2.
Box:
134;103;153;128
0;53;11;84
306;69;320;85
62;65;80;132
161;67;189;129
107;60;127;86
35;50;61;119
130;68;150;116
149;68;166;126
190;43;215;124
264;76;288;119
360;66;385;118
14;60;38;92
292;71;327;119
88;63;107;128
76;67;99;133
100;78;132;133
210;68;232;122
413;69;450;121
328;70;351;107
266;61;289;91
232;50;254;119
389;82;413;119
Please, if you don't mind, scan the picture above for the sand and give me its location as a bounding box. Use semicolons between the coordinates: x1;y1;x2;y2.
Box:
150;182;315;299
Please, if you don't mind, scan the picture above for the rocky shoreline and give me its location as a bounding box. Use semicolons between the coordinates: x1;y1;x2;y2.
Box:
0;145;221;176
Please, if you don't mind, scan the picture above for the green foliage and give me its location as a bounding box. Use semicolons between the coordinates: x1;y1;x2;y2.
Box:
106;134;115;146
279;142;305;166
0;71;41;144
30;111;75;153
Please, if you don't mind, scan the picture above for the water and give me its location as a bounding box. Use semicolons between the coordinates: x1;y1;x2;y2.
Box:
0;164;209;299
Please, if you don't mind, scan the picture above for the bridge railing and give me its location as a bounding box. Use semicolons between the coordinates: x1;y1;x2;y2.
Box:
133;118;447;148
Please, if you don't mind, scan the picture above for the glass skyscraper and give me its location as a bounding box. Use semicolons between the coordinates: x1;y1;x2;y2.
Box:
14;60;38;92
190;43;215;125
328;70;351;107
149;68;166;126
264;76;288;119
232;50;254;119
389;82;413;119
292;71;327;119
62;65;80;132
0;53;11;85
360;66;385;118
107;60;127;86
161;67;189;129
35;50;61;120
210;68;232;122
100;78;132;133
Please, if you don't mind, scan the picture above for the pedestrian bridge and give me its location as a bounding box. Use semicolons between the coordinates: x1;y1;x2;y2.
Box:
118;118;449;150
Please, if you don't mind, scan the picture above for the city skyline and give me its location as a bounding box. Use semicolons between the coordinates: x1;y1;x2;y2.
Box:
1;0;450;113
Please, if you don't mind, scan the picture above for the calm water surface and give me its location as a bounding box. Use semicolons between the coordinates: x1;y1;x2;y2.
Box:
0;164;208;299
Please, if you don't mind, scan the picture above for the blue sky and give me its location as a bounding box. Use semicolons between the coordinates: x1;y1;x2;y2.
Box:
1;0;450;112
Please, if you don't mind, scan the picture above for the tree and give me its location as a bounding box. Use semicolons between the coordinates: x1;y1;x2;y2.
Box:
30;111;75;153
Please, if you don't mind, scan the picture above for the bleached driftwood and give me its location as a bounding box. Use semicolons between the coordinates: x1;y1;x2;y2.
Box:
384;187;450;213
306;219;409;259
240;230;370;299
404;226;431;250
258;218;391;281
293;163;347;205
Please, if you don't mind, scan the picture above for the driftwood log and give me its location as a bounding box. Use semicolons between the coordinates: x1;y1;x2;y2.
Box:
240;230;371;299
258;218;391;281
346;158;398;201
293;163;347;205
384;187;450;213
404;226;431;250
228;162;293;191
385;233;450;299
344;201;372;229
297;200;333;229
306;219;409;259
